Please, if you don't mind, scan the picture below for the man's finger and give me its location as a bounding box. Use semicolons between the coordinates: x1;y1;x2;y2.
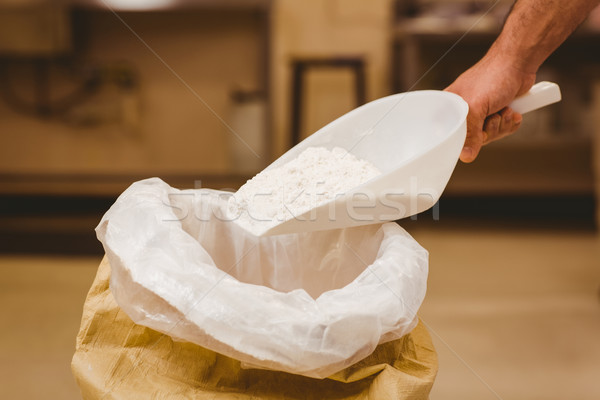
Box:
482;108;523;144
460;146;477;163
483;114;501;145
460;117;485;163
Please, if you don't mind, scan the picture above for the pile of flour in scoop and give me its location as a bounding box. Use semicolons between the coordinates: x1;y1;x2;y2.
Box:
228;146;381;235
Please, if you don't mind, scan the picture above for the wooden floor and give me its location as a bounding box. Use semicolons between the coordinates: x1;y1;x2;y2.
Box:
1;224;599;399
412;226;600;400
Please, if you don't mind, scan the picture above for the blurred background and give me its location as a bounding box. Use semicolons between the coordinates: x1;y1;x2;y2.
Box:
0;0;599;399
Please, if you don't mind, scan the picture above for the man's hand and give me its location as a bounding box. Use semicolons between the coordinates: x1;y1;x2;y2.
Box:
445;53;536;163
445;0;598;163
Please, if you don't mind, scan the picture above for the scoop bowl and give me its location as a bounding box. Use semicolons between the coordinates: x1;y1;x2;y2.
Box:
257;81;560;236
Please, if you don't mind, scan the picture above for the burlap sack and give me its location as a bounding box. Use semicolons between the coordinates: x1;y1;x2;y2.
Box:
72;258;437;399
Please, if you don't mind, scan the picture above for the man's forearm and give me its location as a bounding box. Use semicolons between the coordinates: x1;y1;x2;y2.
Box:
489;0;600;73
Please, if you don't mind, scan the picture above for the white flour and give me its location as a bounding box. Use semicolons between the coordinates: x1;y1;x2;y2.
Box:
228;146;381;235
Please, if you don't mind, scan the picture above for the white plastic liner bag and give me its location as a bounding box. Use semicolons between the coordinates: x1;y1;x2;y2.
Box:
96;178;429;379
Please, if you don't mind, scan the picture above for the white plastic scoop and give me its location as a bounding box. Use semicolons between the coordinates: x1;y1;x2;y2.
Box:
256;81;561;236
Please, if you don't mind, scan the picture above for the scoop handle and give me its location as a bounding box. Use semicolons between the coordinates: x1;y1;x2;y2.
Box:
508;81;561;114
